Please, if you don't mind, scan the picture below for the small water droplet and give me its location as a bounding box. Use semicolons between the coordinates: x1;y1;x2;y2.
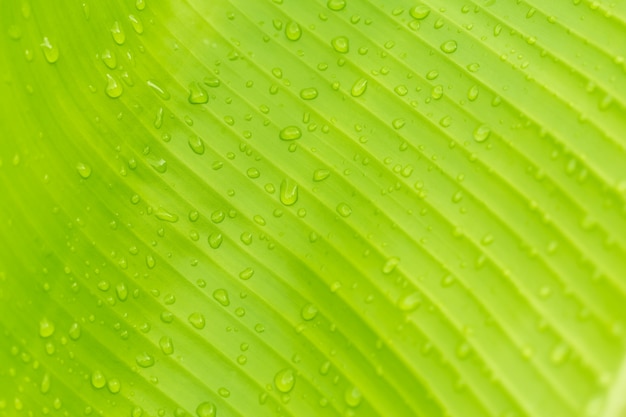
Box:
300;87;318;100
327;0;346;11
107;378;121;394
313;169;330;181
39;318;55;338
188;135;205;155
105;74;123;98
440;40;458;53
285;21;302;40
274;368;296;393
392;118;405;129
331;36;349;53
68;322;81;340
382;257;399;274
76;162;92;179
394;85;408;96
409;5;430;19
155;208;178;223
218;387;230;398
468;85;479;101
40;37;59;63
213;289;230;306
300;303;318;321
279;126;302;140
398;292;421;311
344;386;362;407
91;370;106;389
111;21;126;45
145;254;156;269
208;232;223;249
188;82;208;104
196;402;216;417
40;373;51;394
135;0;146;10
159;336;174;355
135;352;154;368
279;178;298;206
239;267;254;280
473;124;491;142
188;312;206;329
129;14;144;34
351;77;368;97
336;203;352;217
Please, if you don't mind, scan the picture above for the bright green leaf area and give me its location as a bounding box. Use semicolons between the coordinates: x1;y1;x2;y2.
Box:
1;0;626;416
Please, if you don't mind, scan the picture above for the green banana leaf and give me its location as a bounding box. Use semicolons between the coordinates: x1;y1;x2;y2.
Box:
1;0;626;416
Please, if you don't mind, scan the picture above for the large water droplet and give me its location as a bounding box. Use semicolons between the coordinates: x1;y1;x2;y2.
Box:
300;303;318;321
129;14;144;34
159;336;174;355
135;352;155;368
188;312;206;329
39;318;55;338
188;82;209;104
108;378;121;394
208;232;223;249
440;40;458;53
105;74;123;98
101;48;117;69
473;124;491;142
274;368;296;393
336;202;352;217
213;289;230;306
468;85;479;101
409;5;430;19
91;370;106;389
68;322;81;340
344;385;362;407
300;87;318;100
155;208;179;222
397;292;421;312
279;126;302;140
40;37;59;63
351;78;368;97
111;21;126;44
196;402;216;417
331;36;349;53
279;178;298;206
285;21;302;41
313;169;330;181
188;135;205;155
327;0;346;11
76;162;92;179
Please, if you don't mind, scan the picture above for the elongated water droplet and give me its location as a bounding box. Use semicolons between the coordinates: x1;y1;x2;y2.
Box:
382;257;399;274
468;85;479;101
129;14;143;34
68;322;81;340
189;312;205;329
188;135;205;155
159;336;174;355
196;402;216;417
285;21;302;41
147;80;170;100
40;373;51;394
38;318;54;338
473;124;491;142
101;48;116;69
188;82;208;104
351;78;368;97
279;126;302;140
313;169;330;181
410;5;430;19
239;267;254;280
440;40;457;53
213;289;230;306
155;208;178;222
336;203;352;217
135;352;154;368
279;178;298;206
40;37;59;63
107;378;121;394
300;303;318;321
327;0;346;11
151;158;167;173
111;21;126;45
398;292;421;311
208;232;223;249
392;118;405;129
105;74;123;98
145;254;156;269
331;36;349;53
344;386;362;407
76;162;92;179
274;368;295;393
91;370;106;389
300;87;318;100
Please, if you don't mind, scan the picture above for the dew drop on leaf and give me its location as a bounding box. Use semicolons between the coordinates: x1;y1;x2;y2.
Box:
188;312;206;329
279;178;298;206
129;14;143;34
111;21;126;45
274;368;296;393
91;370;106;389
159;336;174;355
188;81;209;104
208;232;223;249
409;5;430;19
327;0;346;11
105;74;123;98
40;37;59;63
39;318;55;338
397;292;421;312
336;203;352;217
188;135;205;155
331;36;350;53
196;402;216;417
135;352;155;368
440;40;458;53
155;208;179;223
313;169;330;181
279;126;302;140
68;322;81;340
285;21;302;41
147;80;171;100
351;77;368;97
40;373;51;394
213;289;230;306
76;162;92;179
473;124;491;142
107;378;121;394
300;87;318;100
239;267;254;280
300;303;318;321
382;257;399;274
344;385;363;407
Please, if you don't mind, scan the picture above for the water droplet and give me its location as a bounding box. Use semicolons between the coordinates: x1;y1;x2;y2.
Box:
398;292;421;312
394;85;408;96
440;40;458;53
196;402;216;417
101;48;117;69
382;257;399;274
145;254;156;269
131;406;144;417
392;118;406;129
39;318;55;338
105;74;123;98
129;14;144;34
473;124;491;142
135;0;146;10
150;158;167;173
313;169;330;181
135;352;154;368
279;178;298;206
188;312;205;329
108;378;121;394
351;77;368;97
213;289;230;306
155;208;178;222
344;386;362;407
301;303;318;321
40;37;59;63
468;85;479;101
550;342;570;365
218;387;230;398
409;5;430;19
208;233;223;249
146;80;170;100
188;135;205;155
188;82;208;104
76;162;92;179
274;368;296;393
285;21;302;40
336;203;352;217
40;372;51;394
159;336;174;355
116;283;128;301
68;322;81;340
239;267;254;280
331;36;349;53
279;126;302;140
91;370;106;389
327;0;346;11
456;341;472;359
300;87;318;100
111;21;126;45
